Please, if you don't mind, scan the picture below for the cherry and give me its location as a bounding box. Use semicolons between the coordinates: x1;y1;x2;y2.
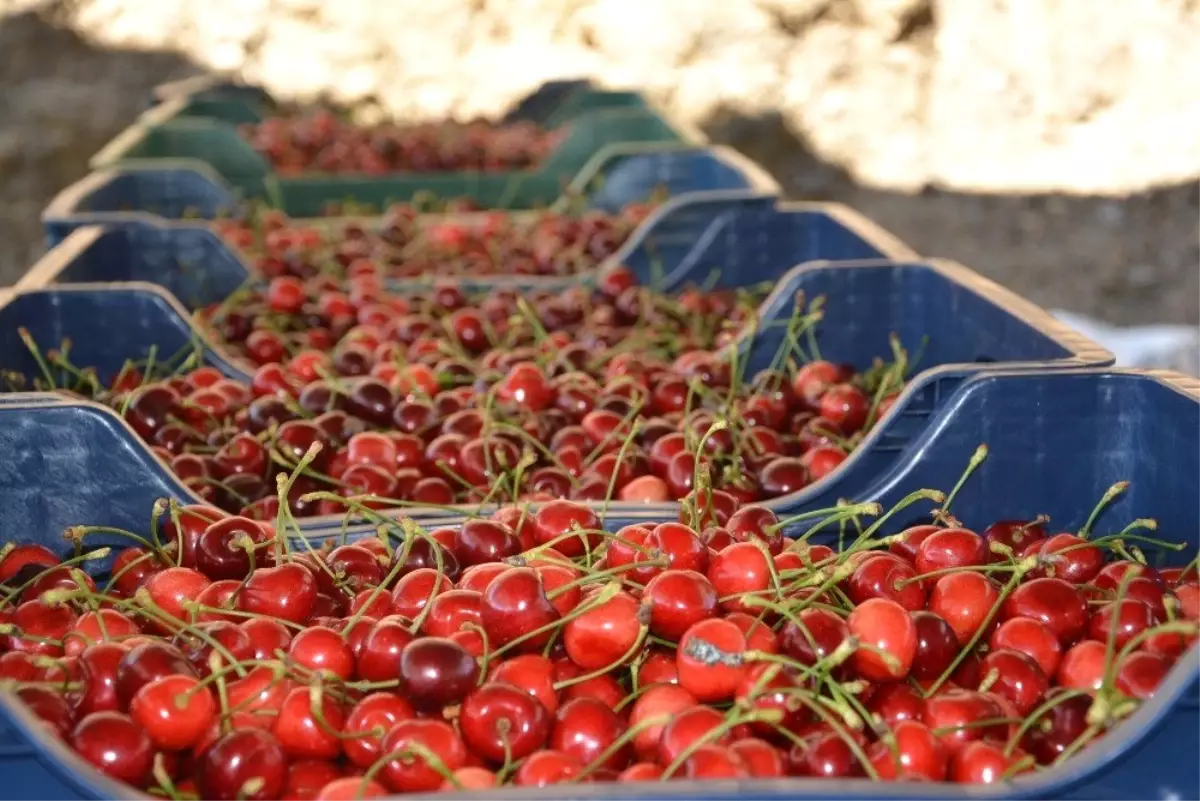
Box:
356;619;415;683
343;692;414;769
16;686;75;738
629;683;697;762
143;566;212;624
73;642;127;716
1002;577;1089;646
707;541;772;614
532;500;601;558
683;744;750;779
455;519;520;567
914;528;988;581
868;719;948;781
922;689;1005;753
0;543;58;582
460;681;551;761
730;737;784;778
951;740;1033;783
792;728;866;778
7;598;75;656
200;728;289;800
847;554;927;611
130;673;216;750
240;563;319;624
115;641;196;707
480;567;559;650
867;681;926;728
979;648;1049;715
657;704;729;766
989;615;1063;678
780;607;850;669
1056;639;1108;693
195;516;273;580
642;570;718;641
1088;598;1155;649
399;636;478;709
275;685;345;760
64;608;139;656
377;718;467;793
285;760;345;801
1034;533;1105;583
674;616;750;705
70;711;154;785
929;571;1000;645
514;749;584;786
315;777;387;800
550;696;629;771
1115;650;1173;700
848;598;917;681
982;519;1046;559
288;626;356;681
241;617;294;661
1020;690;1090;764
563;587;643;672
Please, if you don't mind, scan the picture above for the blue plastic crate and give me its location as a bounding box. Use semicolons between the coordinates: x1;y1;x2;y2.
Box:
0;250;1110;530
41;143;782;248
0;368;1194;800
27;191;913;309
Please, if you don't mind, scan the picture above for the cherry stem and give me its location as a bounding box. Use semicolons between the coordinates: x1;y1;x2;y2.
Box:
545;559;663;600
362;743;462;791
1079;481;1129;539
577;713;670;780
852;488;946;551
660;707;782;779
772;501;878;535
933;444;987;525
1004;688;1091;757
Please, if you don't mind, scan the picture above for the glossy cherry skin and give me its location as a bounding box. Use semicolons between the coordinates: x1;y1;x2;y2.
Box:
657;705;729;766
356;619;415;683
641;569;718;641
868;719;948;781
564;587;644;670
274;685;345;760
1056;639;1108;693
790;728;867;778
200;728;288;800
514;749;584;787
130;673;216;751
550;696;629;771
488;653;559;716
921;689;1005;753
629;684;697;762
848;598;917;681
914;528;988;583
1115;651;1173;700
287;626;356;681
951;740;1034;783
989;615;1063;678
1001;577;1089;646
780;607;850;668
378;719;467;793
1088;598;1155;649
1020;690;1090;765
73;642;128;716
70;711;155;786
479;567;559;651
114;641;196;707
929;571;1000;645
460;681;551;762
399;636;479;710
1034;533;1105;583
908;610;959;682
343;692;415;769
979;648;1049;715
239;563;318;624
847;554;927;611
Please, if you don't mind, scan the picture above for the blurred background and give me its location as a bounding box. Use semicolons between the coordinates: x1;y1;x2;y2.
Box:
2;0;1197;369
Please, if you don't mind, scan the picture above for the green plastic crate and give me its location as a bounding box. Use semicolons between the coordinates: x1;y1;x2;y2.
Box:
91;102;692;210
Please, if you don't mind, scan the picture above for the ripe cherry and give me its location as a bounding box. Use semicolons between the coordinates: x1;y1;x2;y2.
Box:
848;598;917;681
200;728;288;800
70;711;154;786
461;681;551;762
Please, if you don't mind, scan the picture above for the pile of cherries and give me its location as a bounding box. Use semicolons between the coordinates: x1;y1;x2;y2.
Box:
16;267;906;519
214;201;656;278
239;111;563;175
0;452;1195;799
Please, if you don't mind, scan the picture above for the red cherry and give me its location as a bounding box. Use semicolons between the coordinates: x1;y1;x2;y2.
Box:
356;619;415;683
550;696;628;771
629;683;697;762
315;777;387;800
848;598;917;681
847;554;927;611
676;618;747;703
70;711;154;786
642;570;718;641
1056;639;1108;693
979;648;1049;715
480;567;559;651
200;728;288;800
399;636;478;710
1088;598;1155;649
1002;577;1089;646
460;681;551;762
563;589;643;671
867;682;926;728
657;705;728;765
707;541;772;614
274;685;345;760
914;528;988;582
287;626;356;681
532;500;601;558
989;615;1063;678
514;749;583;787
130;673;216;750
921;689;1005;753
982;519;1046;559
1115;650;1173;700
868;719;948;781
1035;533;1105;583
929;570;1000;644
780;608;849;669
343;692;415;769
488;654;559;716
143;566;212;623
378;719;467;793
951;740;1034;783
239;563;318;624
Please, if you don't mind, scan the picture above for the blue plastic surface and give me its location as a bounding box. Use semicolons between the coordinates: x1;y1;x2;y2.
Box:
0;252;1111;530
27;192;913;310
41;143;782;248
0;368;1195;800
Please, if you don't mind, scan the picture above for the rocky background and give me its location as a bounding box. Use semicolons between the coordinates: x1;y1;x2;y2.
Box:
1;0;1197;365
